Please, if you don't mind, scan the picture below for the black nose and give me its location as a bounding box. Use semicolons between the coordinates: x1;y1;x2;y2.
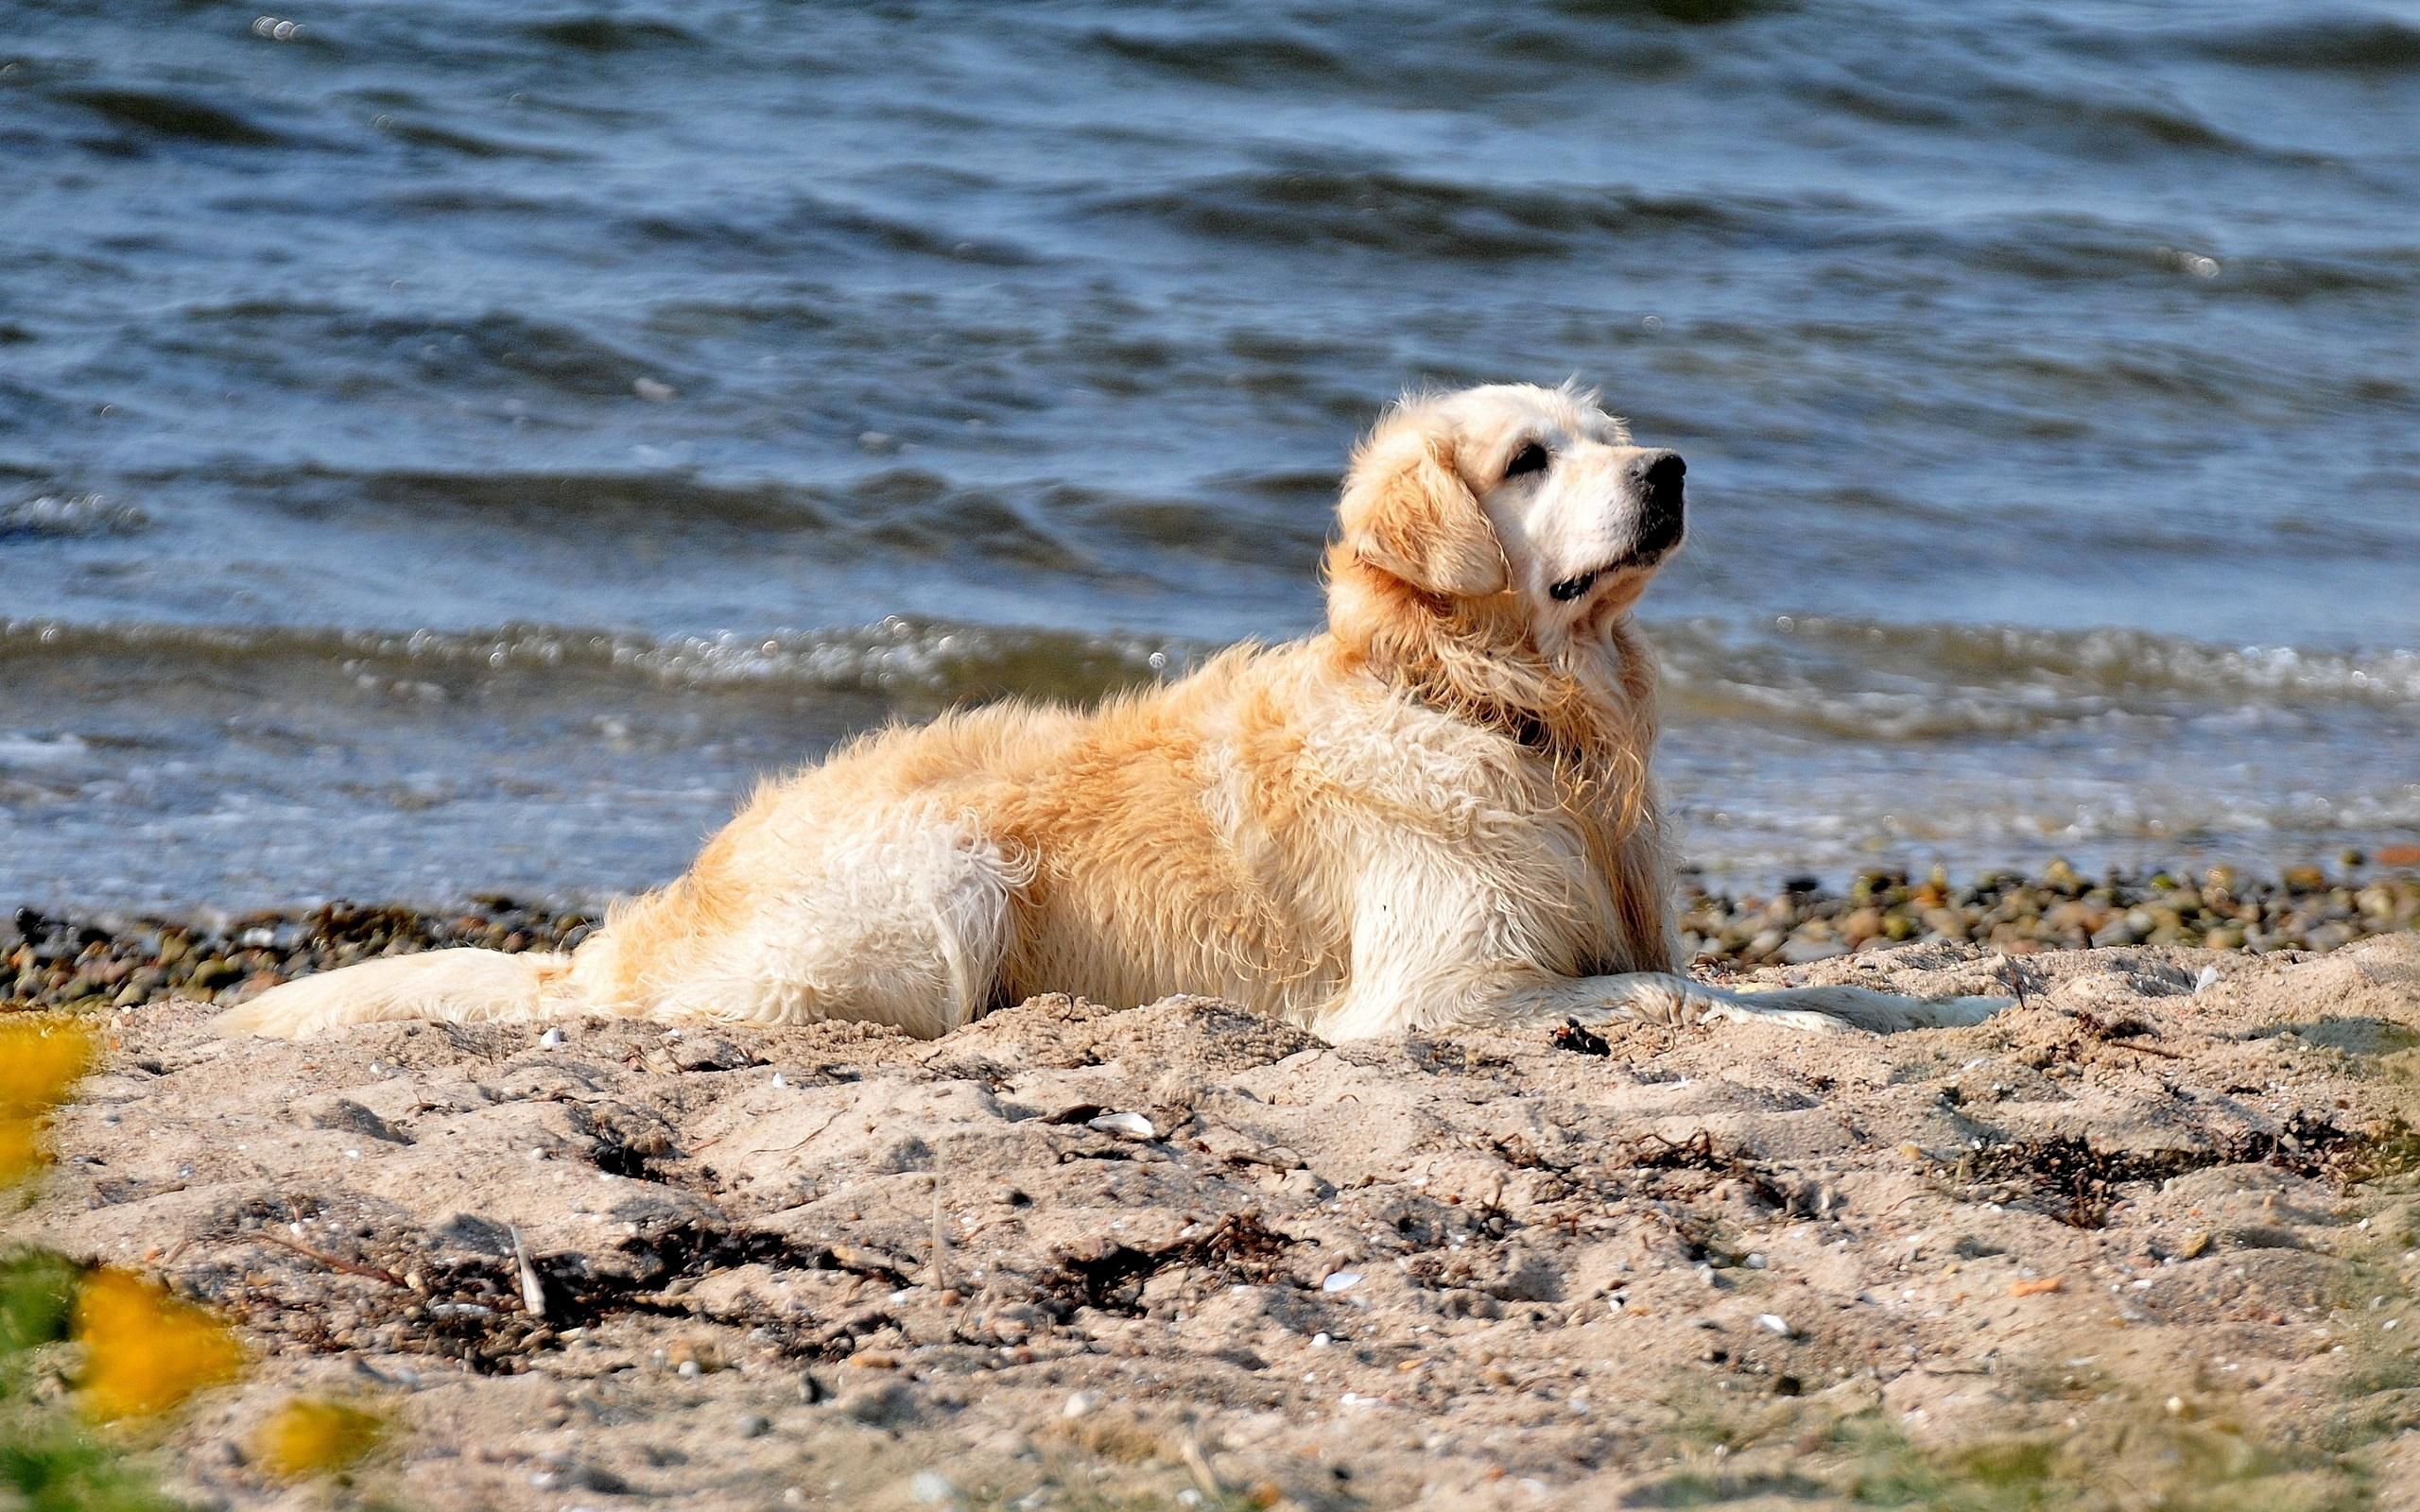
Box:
1633;450;1685;553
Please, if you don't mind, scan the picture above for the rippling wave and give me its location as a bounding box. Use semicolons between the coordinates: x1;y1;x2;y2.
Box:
7;611;2411;730
4;0;2414;905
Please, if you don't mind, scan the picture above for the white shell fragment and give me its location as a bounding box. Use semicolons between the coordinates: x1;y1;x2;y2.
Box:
1088;1111;1157;1140
1754;1313;1794;1337
538;1026;564;1049
510;1225;545;1318
1322;1270;1364;1294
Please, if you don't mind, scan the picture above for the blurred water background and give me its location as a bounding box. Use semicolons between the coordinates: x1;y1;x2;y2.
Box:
4;0;2417;912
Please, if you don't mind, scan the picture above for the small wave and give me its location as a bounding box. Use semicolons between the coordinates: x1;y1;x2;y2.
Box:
218;461;1316;581
1088;28;1357;89
620;194;1032;269
1041;481;1330;566
374;115;582;162
1656;617;2420;739
518;15;705;54
1791;62;2331;169
0;618;1195;708
1099;165;1776;262
856;472;1091;573
1785;619;2420;706
13;613;2411;735
177;306;676;400
300;466;830;532
2176;15;2420;73
59;87;285;147
1549;0;1786;21
0;493;148;540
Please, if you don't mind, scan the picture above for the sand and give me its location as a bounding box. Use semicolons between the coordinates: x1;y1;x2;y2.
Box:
19;934;2420;1510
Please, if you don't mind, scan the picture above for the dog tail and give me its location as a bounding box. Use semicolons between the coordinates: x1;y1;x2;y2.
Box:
211;948;584;1039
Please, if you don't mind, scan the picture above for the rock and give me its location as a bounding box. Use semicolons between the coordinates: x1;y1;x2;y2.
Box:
1087;1111;1157;1140
293;1096;413;1145
839;1382;919;1428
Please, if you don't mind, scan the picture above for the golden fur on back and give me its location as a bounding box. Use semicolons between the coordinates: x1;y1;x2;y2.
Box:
220;385;2006;1042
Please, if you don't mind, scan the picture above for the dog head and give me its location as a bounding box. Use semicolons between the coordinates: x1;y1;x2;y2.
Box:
1322;383;1674;848
1327;383;1685;643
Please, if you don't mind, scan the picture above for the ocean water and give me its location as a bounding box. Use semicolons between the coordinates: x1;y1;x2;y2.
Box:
3;0;2416;911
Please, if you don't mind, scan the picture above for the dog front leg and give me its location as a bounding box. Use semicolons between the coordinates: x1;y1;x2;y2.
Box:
1452;969;2006;1038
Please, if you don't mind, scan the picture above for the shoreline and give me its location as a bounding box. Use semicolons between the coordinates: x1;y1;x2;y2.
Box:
6;864;2416;1016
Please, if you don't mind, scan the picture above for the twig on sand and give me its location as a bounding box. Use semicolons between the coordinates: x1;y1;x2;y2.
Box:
253;1232;406;1288
929;1182;951;1294
1179;1436;1230;1502
2104;1040;2188;1060
748;1106;848;1158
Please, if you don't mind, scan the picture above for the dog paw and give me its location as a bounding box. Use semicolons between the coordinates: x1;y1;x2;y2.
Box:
1702;1002;1854;1034
1932;994;2015;1027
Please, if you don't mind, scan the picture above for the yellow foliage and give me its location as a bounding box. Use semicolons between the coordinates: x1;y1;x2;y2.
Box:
252;1398;389;1480
0;1015;98;1112
73;1267;246;1421
0;1014;97;1187
0;1114;43;1187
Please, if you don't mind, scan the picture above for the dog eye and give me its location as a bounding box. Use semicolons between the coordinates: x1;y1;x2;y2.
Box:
1503;442;1549;481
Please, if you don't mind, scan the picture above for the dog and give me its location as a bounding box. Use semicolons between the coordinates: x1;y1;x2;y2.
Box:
216;384;2008;1042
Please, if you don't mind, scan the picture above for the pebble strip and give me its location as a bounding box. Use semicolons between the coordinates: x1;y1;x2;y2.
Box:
3;865;2416;1014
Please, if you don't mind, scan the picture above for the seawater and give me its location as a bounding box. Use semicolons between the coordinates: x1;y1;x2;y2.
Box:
4;0;2416;909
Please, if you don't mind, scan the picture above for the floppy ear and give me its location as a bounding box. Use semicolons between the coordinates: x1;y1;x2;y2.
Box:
1339;430;1508;598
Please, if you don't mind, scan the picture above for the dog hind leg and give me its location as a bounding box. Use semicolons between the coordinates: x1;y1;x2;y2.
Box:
210;948;581;1039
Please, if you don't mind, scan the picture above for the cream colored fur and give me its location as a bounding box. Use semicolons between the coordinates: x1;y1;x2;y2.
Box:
217;385;2008;1042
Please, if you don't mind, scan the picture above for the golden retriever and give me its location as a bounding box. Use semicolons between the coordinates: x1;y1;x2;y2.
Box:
217;384;2007;1041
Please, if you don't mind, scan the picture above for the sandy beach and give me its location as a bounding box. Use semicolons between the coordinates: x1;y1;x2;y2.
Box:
16;923;2419;1509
